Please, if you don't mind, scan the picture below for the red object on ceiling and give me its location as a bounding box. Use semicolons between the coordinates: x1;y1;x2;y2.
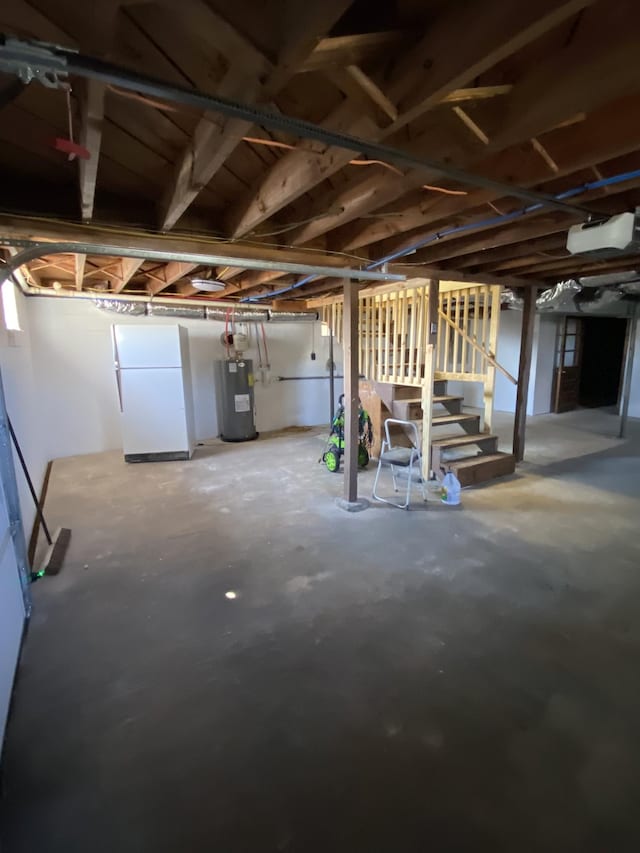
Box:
50;137;91;160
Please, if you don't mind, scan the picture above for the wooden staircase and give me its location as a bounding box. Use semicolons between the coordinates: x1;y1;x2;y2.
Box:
360;379;516;487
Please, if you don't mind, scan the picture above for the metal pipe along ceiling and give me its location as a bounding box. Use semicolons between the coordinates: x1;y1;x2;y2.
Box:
247;167;640;301
0;240;403;288
0;35;597;217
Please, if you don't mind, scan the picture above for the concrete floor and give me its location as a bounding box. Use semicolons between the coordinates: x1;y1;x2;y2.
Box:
2;408;640;852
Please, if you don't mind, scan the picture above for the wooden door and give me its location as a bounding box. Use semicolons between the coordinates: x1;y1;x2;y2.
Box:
552;317;583;412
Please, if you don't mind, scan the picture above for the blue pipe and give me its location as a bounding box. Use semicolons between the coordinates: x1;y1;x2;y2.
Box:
243;168;640;302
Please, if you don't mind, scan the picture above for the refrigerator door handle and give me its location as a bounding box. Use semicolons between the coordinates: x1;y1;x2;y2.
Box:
112;326;124;413
115;367;124;413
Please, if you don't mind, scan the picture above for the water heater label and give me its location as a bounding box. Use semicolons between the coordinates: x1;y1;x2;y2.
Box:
228;362;237;373
234;394;251;413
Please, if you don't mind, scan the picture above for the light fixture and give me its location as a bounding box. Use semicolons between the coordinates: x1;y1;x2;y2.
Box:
190;278;225;292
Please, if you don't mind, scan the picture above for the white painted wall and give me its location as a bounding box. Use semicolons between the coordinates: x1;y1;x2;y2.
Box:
448;310;559;418
15;296;341;464
530;315;558;415
0;286;50;533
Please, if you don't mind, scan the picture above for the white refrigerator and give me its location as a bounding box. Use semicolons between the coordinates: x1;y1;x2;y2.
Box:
112;324;196;462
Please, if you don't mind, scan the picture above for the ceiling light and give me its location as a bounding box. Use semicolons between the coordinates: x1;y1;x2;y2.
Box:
190;278;225;292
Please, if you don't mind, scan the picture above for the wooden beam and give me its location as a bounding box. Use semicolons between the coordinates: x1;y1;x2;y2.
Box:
513;287;536;461
227;0;587;240
344;65;398;121
146;262;199;296
74;254;86;291
0;0;74;46
387;0;594;132
421;278;439;479
78;79;105;221
343;280;360;504
289;7;638;249
299;31;408;73
159;2;351;230
338;93;640;252
0;214;387;277
442;85;513;103
392;184;637;268
452;106;490;145
515;255;640;279
112;258;144;294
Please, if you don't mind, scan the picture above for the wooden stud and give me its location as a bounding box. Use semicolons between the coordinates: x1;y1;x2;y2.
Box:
452;291;461;370
439;305;516;385
513;286;536;461
461;291;469;371
443;293;451;373
483;285;501;433
408;287;417;383
428;281;440;345
421;345;435;481
399;290;406;381
384;296;391;380
472;287;480;374
481;285;490;373
376;295;383;380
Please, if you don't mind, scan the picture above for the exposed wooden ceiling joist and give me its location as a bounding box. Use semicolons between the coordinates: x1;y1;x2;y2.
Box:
338;93;640;252
159;1;352;230
146;262;198;296
78;80;105;221
285;9;640;249
112;258;144;294
74;253;86;290
226;0;591;241
298;30;409;73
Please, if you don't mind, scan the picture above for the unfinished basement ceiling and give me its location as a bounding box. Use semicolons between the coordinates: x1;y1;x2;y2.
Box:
1;0;640;301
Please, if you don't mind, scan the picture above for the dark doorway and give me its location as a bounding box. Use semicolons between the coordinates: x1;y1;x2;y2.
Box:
579;317;627;408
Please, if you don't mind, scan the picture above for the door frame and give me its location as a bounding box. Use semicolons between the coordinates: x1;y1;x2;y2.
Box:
552;315;584;413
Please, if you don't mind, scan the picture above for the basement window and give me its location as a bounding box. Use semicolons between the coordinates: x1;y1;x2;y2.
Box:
2;279;21;331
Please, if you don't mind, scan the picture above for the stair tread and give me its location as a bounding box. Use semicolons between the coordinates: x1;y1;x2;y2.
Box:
399;395;463;405
432;433;497;448
448;452;514;470
432;413;480;425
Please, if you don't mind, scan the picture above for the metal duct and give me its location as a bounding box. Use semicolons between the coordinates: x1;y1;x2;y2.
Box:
579;270;640;287
500;289;524;309
574;287;628;314
206;307;267;322
94;299;317;322
95;298;146;315
536;281;582;312
147;303;206;319
268;310;318;322
619;281;640;295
